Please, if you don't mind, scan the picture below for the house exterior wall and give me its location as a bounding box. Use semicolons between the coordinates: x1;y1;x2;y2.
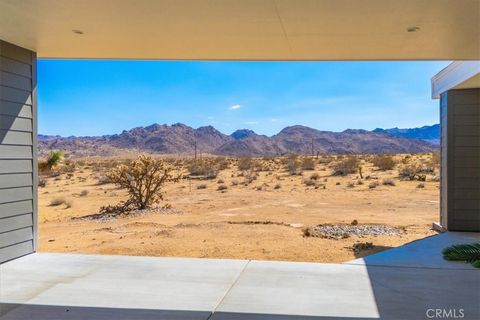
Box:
0;40;37;263
441;88;480;232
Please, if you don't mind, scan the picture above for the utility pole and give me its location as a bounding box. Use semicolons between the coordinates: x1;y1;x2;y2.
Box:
311;138;314;157
194;140;197;164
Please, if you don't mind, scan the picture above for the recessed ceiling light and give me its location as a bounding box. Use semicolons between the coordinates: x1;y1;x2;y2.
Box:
72;29;84;35
407;26;420;32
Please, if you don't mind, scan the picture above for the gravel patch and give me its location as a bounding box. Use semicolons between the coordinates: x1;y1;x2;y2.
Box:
304;224;402;239
74;207;182;222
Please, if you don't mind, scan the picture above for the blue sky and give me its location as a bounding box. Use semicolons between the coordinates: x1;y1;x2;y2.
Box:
38;60;449;137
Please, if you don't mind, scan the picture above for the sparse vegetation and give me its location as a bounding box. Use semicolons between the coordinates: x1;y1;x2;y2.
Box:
106;155;180;210
372;155;396;171
382;178;396;186
332;156;359;176
301;157;316;171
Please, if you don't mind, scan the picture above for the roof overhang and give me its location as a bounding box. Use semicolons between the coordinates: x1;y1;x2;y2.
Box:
431;61;480;99
0;0;479;60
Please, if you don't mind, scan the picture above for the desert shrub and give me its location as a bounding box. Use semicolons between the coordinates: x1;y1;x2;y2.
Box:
197;183;207;190
231;179;239;186
398;164;426;181
217;179;224;184
356;179;364;185
274;183;281;190
49;197;71;207
301;157;316;171
368;181;379;189
382;178;396;186
347;181;355;188
217;184;228;191
79;190;89;197
332;156;359;176
96;175;111;185
46;150;64;169
417;182;425;189
304;178;317;187
309;172;320;180
243;171;258;185
238;157;253;171
372;155;396;171
285;157;301;175
188;160;218;179
431;151;440;167
38;178;47;188
215;157;230;171
107;155;180;210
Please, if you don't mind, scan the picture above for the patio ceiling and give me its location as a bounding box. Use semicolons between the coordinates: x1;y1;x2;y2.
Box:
0;0;478;60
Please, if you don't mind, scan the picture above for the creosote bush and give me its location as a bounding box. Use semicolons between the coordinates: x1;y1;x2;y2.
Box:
332;156;359;176
372;155;396;171
106;155;179;210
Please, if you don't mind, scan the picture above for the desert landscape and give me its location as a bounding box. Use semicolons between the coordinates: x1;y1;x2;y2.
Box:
38;152;440;263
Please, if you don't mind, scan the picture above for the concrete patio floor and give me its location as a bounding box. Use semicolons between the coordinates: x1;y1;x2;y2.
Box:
1;232;479;320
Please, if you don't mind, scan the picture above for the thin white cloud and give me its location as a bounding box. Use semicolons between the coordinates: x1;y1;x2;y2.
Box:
229;104;241;110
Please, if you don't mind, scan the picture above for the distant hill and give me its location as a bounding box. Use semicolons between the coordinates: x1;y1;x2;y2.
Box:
373;124;440;145
38;123;437;158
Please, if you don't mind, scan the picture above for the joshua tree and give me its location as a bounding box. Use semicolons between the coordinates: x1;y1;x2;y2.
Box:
107;155;180;210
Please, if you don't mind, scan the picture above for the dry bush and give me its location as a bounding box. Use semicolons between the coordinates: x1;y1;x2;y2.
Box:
197;184;207;190
238;157;253;171
301;157;316;171
96;175;111;185
243;171;258;185
217;179;224;184
106;155;179;210
231;179;239;186
332;156;359;176
357;179;364;185
188;160;218;179
215;157;230;171
38;178;47;188
274;183;281;190
284;155;301;175
79;190;89;197
217;184;228;191
382;178;396;186
347;181;355;188
417;183;425;189
368;181;379;189
303;178;317;187
309;172;320;180
398;164;426;181
372;155;396;171
430;151;440;168
49;197;72;208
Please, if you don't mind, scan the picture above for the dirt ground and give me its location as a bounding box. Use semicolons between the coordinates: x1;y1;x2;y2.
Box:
38;154;439;263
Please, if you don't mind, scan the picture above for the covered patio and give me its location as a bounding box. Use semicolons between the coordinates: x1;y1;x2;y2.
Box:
0;0;479;319
1;232;479;319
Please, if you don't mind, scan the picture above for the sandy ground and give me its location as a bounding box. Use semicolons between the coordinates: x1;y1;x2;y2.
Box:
38;154;439;263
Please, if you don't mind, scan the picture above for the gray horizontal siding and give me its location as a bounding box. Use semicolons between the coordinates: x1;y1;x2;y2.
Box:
0;160;32;174
0;42;32;65
444;88;480;232
0;186;32;203
0;173;33;189
0;56;32;78
0;71;31;91
0;145;32;159
0;240;33;263
0;213;32;233
0;85;32;105
0;200;33;219
0;115;32;131
0;227;33;248
0;101;32;118
0;40;36;263
0;130;32;145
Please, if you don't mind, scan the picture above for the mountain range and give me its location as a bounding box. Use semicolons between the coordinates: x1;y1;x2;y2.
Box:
38;123;439;158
